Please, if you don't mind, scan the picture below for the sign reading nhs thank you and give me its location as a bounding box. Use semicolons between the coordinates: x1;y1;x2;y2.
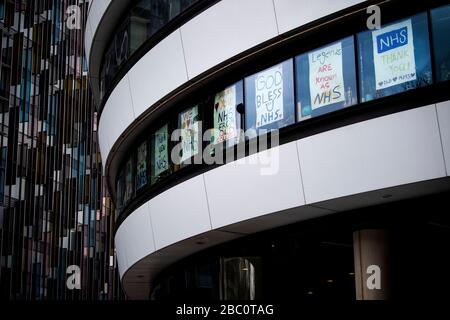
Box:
372;19;417;90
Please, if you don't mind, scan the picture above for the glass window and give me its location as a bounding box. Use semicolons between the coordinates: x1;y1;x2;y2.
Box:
211;81;243;148
220;257;263;300
115;171;124;217
135;141;148;191
123;157;134;204
101;0;201;99
244;59;295;138
431;5;450;82
130;0;169;53
357;13;433;102
0;1;4;20
151;123;171;184
178;105;201;164
101;18;130;97
296;36;358;121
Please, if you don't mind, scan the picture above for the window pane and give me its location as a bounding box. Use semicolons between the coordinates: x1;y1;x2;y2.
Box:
178;105;200;163
102;19;130;97
123;157;134;204
102;0;201;97
130;0;169;53
244;59;295;138
115;171;125;219
431;5;450;82
136;141;148;191
151;123;171;184
211;81;243;148
358;13;433;102
296;36;357;121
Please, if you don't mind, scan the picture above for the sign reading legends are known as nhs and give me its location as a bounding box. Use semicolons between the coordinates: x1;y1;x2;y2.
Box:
308;41;346;110
372;19;417;90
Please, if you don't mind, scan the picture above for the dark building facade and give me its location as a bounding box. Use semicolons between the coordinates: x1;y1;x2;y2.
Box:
0;0;122;300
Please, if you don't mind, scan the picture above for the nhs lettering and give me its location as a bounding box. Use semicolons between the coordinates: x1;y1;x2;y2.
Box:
255;64;284;128
372;19;417;90
213;86;237;145
376;27;408;54
308;41;345;109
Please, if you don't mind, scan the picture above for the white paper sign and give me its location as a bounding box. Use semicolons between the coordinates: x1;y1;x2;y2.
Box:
180;106;199;162
124;159;133;203
213;85;237;144
255;64;284;128
309;41;345;109
154;124;169;177
372;19;417;90
136;142;147;189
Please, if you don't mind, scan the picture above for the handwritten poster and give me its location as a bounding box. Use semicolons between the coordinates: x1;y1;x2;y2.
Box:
136;141;147;190
213;85;237;145
309;41;345;109
179;106;199;162
255;64;284;128
154;124;169;177
373;19;416;90
124;158;133;203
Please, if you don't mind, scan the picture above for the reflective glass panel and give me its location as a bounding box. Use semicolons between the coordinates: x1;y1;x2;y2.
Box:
431;5;450;82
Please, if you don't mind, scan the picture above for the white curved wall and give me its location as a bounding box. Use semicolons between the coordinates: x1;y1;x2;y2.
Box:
299;105;447;203
115;103;450;298
437;101;450;174
128;30;188;117
85;0;112;71
94;0;367;165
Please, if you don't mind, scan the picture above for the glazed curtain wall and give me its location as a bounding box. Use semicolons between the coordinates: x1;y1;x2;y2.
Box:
114;6;450;220
99;0;201;100
0;0;123;300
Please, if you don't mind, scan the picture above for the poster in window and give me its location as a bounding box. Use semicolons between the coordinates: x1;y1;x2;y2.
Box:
136;141;147;190
179;106;199;162
116;173;123;210
154;124;169;177
309;41;346;109
124;158;133;203
255;64;284;128
372;19;417;90
212;85;237;145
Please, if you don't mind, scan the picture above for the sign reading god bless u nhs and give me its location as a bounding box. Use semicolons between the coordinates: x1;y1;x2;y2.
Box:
372;19;417;90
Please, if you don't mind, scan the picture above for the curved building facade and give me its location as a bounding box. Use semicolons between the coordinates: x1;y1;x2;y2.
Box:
86;0;450;299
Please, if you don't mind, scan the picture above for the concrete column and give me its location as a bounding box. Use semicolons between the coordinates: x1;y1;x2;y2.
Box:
353;229;391;300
